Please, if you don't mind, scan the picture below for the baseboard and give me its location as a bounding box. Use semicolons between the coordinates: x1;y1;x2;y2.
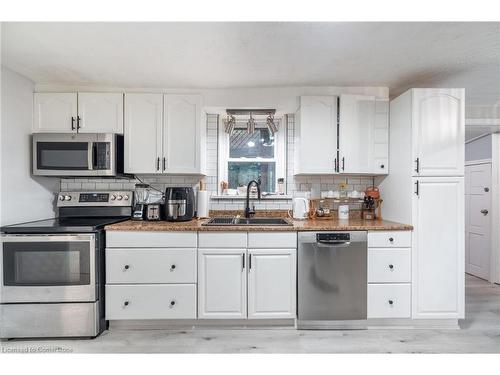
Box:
109;319;296;330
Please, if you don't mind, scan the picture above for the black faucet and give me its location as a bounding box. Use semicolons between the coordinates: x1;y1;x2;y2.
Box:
245;179;261;218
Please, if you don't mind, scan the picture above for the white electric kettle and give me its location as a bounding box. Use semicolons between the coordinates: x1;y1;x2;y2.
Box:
290;197;309;220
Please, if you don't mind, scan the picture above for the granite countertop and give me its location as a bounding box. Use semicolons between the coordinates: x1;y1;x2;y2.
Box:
106;218;413;232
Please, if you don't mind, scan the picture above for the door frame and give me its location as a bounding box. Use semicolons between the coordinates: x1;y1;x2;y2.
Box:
465;159;493;282
491;133;500;284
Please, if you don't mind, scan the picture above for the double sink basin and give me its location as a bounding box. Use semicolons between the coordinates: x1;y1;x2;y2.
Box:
203;217;292;226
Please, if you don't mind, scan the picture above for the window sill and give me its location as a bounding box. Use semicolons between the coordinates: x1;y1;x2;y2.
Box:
211;194;292;200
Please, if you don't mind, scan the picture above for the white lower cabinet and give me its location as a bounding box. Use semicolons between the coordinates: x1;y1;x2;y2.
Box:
106;284;196;320
367;284;411;319
248;249;296;319
197;248;247;319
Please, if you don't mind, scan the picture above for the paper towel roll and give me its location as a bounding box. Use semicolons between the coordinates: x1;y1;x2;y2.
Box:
197;191;210;218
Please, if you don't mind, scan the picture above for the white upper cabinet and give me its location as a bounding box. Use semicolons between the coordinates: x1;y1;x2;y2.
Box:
198;249;247;319
163;94;204;174
294;96;338;174
33;93;78;133
124;93;163;174
412;89;464;176
33;92;124;134
412;176;464;319
339;94;388;174
247;249;296;319
77;93;123;134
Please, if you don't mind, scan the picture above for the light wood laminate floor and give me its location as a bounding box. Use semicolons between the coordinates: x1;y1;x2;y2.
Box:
1;275;499;353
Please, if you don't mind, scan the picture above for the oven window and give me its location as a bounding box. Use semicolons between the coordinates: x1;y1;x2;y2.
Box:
3;242;91;286
37;142;89;170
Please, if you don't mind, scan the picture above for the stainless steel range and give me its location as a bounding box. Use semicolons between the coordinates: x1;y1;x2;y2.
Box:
0;191;132;339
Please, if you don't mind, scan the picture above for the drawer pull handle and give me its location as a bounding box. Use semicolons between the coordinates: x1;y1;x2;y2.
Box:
389;237;394;243
388;300;394;306
169;300;176;308
170;264;176;271
124;265;130;270
388;264;394;270
124;301;129;306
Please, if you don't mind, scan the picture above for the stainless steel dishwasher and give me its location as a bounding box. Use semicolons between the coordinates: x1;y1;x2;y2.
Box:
297;231;367;329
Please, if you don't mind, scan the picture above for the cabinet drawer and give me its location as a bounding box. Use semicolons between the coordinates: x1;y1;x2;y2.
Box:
105;284;196;320
368;231;411;248
248;232;296;248
198;232;247;248
106;248;197;284
367;284;411;318
106;231;197;248
368;248;411;283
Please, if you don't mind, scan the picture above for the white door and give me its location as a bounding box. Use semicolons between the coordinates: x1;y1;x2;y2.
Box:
412;176;465;319
247;249;296;319
412;88;465;176
163;94;203;174
339;94;376;174
294;96;337;174
77;93;124;134
465;163;491;280
198;249;247;319
124;93;163;174
33;93;78;133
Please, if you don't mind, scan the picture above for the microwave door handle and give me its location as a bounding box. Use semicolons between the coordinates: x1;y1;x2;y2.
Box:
88;142;94;170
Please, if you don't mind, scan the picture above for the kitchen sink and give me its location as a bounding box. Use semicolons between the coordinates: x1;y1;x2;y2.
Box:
203;217;292;226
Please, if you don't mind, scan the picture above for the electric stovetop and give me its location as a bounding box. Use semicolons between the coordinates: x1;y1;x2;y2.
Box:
1;217;129;234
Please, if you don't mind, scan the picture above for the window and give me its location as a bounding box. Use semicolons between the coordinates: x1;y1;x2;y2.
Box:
219;119;285;194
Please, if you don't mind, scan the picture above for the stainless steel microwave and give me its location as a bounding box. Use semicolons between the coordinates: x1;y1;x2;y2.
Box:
32;133;124;176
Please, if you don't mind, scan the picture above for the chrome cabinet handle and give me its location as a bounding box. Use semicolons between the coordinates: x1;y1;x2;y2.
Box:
388;300;394;305
481;209;489;216
124;301;129;306
342;157;345;171
170;264;176;272
169;300;176;308
71;116;76;130
389;237;394;243
414;157;420;173
414;180;419;196
156;157;160;171
249;254;252;270
162;157;166;171
77;116;81;130
388;264;394;271
124;264;130;270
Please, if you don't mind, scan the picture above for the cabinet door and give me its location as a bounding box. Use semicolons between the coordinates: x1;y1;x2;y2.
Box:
339;94;376;174
124;93;163;174
412;176;464;319
77;93;123;133
198;248;247;319
163;94;203;174
33;93;77;133
248;249;296;319
294;96;337;174
412;89;464;176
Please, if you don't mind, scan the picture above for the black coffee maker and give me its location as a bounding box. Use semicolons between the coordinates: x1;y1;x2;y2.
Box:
165;187;195;222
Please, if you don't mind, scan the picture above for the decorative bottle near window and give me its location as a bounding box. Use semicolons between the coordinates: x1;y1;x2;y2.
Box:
277;178;285;194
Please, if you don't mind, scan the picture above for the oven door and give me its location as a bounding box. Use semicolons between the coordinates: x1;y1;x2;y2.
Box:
0;234;96;303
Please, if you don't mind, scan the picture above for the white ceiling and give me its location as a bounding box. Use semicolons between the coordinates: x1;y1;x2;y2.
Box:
2;22;499;105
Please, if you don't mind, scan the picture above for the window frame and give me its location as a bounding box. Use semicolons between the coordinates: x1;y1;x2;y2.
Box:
218;117;286;194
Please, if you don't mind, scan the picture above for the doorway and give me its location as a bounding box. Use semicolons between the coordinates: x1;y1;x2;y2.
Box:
465;161;492;281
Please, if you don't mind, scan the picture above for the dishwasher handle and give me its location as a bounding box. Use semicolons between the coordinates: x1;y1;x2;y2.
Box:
316;240;351;248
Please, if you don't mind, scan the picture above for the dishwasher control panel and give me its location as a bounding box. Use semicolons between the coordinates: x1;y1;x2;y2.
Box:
316;233;350;242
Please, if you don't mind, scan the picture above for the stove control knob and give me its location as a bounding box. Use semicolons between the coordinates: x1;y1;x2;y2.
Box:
124;195;130;201
110;195;117;201
59;195;65;201
117;195;123;201
64;195;71;201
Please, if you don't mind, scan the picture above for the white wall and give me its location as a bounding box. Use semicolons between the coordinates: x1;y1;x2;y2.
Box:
465;134;492;162
0;67;59;225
